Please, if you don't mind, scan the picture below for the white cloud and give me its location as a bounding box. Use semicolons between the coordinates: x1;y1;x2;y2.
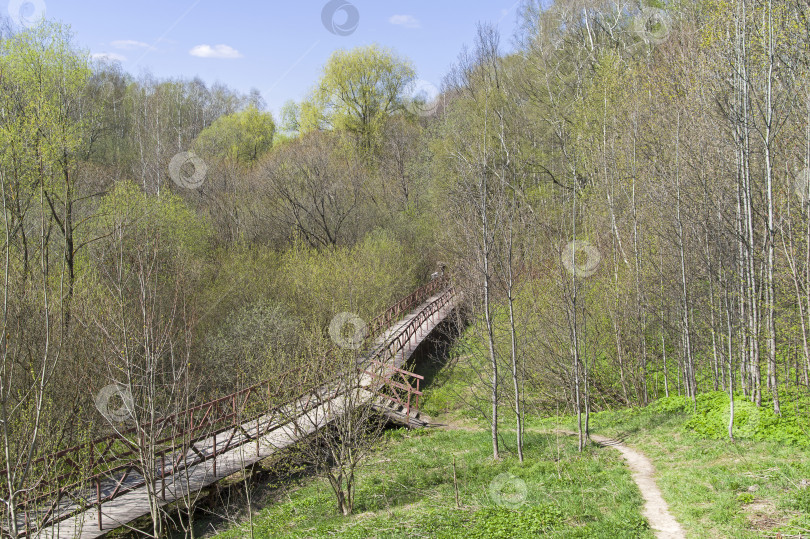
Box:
111;40;153;50
389;14;420;29
189;44;242;59
91;52;127;63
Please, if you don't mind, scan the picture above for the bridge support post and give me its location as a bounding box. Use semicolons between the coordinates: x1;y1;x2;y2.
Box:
212;433;217;478
95;479;102;530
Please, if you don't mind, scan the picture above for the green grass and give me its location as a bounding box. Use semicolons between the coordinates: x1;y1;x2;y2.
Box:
537;392;810;538
212;427;652;538
417;353;483;420
210;341;810;538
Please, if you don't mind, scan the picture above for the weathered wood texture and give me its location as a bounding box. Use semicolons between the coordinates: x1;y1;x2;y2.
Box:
34;286;457;538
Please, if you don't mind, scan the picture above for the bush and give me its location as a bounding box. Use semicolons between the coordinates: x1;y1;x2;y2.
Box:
204;299;300;390
682;391;810;446
650;395;692;414
280;229;421;326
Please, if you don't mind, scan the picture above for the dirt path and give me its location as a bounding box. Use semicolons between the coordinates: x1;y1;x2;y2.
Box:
559;430;685;539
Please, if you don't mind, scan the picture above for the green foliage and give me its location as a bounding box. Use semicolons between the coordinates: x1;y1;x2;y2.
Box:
92;180;212;262
195;245;285;333
650;395;692;414
279;229;421;325
212;428;651;538
0;22;92;174
466;505;563;538
192;104;275;165
551;390;810;447
204;299;300;387
298;99;326;134
310;44;416;153
420;349;487;419
736;492;754;504
787;486;810;513
547;392;810;537
279;99;302;138
683;391;810;446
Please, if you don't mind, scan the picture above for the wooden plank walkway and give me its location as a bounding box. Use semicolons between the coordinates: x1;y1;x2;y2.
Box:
38;289;458;538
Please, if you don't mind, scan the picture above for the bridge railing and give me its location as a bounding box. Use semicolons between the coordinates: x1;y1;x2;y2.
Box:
0;276;453;536
1;365;321;535
366;275;449;341
378;284;456;365
364;285;456;420
363;360;424;419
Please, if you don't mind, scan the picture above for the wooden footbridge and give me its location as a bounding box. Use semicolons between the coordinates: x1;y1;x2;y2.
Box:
1;278;458;538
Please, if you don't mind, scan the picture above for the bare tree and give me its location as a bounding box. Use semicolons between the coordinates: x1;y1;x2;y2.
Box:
279;338;386;516
88;185;201;538
256;131;363;248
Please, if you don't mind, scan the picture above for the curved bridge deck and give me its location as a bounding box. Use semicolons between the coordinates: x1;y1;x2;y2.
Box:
19;283;458;538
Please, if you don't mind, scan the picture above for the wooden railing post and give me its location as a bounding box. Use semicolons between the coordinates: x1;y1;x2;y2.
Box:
161;450;166;500
212;433;217;478
96;479;102;530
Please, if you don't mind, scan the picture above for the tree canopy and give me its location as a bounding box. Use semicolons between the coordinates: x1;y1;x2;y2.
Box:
193;104;275;166
308;44;416;154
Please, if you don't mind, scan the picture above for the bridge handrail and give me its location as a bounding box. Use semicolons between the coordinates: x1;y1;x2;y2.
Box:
17;373;345;529
0;276;454;534
0;277;448;477
363;286;457;418
366;276;449;341
377;285;456;364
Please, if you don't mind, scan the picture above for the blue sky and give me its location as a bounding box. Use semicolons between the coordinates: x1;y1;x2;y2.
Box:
22;0;531;118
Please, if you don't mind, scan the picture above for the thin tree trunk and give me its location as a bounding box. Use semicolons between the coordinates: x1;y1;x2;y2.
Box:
674;113;696;406
482;218;499;460
762;0;780;415
660;248;670;398
506;220;523;462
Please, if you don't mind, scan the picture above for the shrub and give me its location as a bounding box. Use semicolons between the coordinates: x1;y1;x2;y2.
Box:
682;391;810;447
204;299;300;390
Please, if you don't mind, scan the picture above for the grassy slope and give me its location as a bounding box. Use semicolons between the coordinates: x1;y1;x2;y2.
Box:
537;394;810;538
211;342;810;538
212;425;651;538
427;346;810;537
210;347;651;537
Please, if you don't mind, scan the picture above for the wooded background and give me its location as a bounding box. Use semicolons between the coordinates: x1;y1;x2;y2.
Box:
1;0;809;530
